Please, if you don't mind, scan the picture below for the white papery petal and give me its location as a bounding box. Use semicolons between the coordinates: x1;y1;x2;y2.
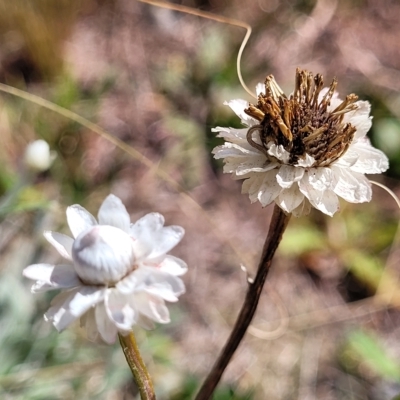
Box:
224;99;257;126
134;267;185;298
131;213;164;235
133;292;170;324
276;185;305;213
148;268;185;301
213;143;260;159
130;238;155;261
319;190;340;216
235;156;275;175
276;165;305;188
308;168;333;191
130;214;184;261
45;286;105;331
299;174;324;205
44;231;73;260
118;268;185;299
309;188;340;216
292;199;312;217
248;176;265;203
230;160;275;177
256;82;265;96
23;263;55;280
258;170;282;206
241;176;255;195
23;263;81;292
136;314;155;330
212;127;248;144
44;290;76;331
299;173;340;216
345;101;372;139
334;150;359;168
145;287;179;302
223;157;249;174
67;286;106;316
349;139;389;174
157;255;188;276
267;144;290;163
116;270;138;294
146;226;185;259
105;289;136;331
296;153;315;167
67;205;97;239
332;167;372;203
45;290;80;331
95;301;119;344
97;194;130;233
80;308;100;342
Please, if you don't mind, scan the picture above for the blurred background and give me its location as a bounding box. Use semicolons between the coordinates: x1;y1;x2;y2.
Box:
1;0;400;399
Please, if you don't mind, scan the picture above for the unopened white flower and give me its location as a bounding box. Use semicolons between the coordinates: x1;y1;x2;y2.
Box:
23;194;187;344
24;139;56;172
213;68;389;217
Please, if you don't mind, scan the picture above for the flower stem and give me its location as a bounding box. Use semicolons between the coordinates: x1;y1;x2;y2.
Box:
195;205;291;400
118;332;156;400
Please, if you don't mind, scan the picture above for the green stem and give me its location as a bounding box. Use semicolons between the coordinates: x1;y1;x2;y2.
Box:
118;332;156;400
195;205;291;400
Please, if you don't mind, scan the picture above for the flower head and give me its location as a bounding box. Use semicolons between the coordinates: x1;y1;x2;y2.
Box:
23;194;187;343
24;139;56;172
213;68;389;217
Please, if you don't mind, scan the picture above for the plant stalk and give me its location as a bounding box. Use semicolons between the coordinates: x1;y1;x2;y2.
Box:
195;205;291;400
118;332;156;400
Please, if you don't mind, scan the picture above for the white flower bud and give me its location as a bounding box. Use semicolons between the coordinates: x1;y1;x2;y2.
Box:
72;225;135;285
23;194;187;343
24;139;56;172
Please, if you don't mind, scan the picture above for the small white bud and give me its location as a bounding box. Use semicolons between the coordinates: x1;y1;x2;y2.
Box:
72;225;136;285
24;140;56;172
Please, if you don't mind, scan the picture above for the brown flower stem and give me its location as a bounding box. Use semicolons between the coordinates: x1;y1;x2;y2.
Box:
195;205;291;400
118;332;156;400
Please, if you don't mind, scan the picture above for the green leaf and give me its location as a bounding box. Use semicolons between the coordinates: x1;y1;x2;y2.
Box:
342;249;383;291
346;330;400;381
279;223;326;256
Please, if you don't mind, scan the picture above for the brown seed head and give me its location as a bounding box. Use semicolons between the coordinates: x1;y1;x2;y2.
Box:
244;68;359;167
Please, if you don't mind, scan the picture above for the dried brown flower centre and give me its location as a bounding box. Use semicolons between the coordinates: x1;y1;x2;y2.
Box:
244;68;359;167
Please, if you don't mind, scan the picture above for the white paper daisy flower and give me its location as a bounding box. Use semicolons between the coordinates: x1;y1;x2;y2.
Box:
213;68;389;217
24;139;56;172
23;194;187;344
